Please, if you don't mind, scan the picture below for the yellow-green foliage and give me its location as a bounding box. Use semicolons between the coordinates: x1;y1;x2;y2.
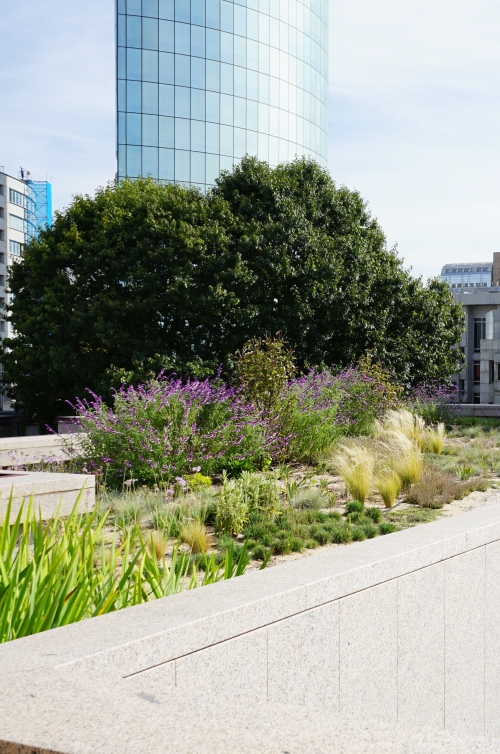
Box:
147;530;168;560
375;409;426;449
422;423;445;454
185;472;212;492
375;470;402;508
180;520;212;553
379;431;423;489
334;445;375;503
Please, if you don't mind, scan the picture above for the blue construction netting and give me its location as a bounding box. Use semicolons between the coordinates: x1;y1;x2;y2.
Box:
25;180;52;241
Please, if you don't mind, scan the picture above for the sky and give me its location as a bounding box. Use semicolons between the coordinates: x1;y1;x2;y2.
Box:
1;0;499;281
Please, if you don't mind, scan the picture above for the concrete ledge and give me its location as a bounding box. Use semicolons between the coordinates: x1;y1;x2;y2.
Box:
2;503;500;751
0;471;95;523
0;434;86;466
447;404;500;418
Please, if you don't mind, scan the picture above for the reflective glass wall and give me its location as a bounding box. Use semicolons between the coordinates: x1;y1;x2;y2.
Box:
116;0;329;190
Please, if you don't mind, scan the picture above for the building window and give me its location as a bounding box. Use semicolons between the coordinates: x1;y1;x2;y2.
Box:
0;185;4;196
460;379;465;397
0;208;4;218
0;254;4;264
474;318;486;351
9;189;25;208
473;363;481;384
473;394;481;404
0;321;5;333
490;361;495;384
9;214;25;233
0;230;3;241
9;240;23;257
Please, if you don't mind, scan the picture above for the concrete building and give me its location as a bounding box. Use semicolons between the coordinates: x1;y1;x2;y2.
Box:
116;0;329;188
445;253;500;404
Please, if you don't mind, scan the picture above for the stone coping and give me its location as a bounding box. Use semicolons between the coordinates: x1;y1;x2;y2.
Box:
0;433;87;466
1;502;500;678
0;471;95;523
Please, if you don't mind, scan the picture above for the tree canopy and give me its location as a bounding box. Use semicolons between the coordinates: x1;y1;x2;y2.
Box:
1;157;464;425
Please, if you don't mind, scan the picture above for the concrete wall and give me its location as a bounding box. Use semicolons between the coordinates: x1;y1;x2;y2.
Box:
2;503;500;752
0;433;85;466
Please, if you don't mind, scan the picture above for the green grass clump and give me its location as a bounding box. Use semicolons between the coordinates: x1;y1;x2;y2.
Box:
351;527;367;541
365;507;382;523
379;522;397;535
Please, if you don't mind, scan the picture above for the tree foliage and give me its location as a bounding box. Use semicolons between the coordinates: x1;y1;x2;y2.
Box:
1;158;464;425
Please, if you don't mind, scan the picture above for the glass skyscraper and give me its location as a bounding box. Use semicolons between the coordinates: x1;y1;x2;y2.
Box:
116;0;329;190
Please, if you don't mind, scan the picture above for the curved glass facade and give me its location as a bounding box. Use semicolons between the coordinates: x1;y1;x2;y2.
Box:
116;0;329;190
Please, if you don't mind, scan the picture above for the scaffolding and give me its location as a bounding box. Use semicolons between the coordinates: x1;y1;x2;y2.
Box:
24;180;52;241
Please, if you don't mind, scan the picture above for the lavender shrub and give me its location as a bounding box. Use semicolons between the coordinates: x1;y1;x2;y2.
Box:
408;381;458;424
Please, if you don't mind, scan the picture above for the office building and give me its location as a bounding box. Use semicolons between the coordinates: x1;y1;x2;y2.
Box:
447;253;500;403
116;0;329;189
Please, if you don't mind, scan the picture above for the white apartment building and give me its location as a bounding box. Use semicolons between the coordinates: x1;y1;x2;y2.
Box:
0;171;28;338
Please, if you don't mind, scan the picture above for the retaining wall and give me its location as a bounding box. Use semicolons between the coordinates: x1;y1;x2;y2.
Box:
2;503;500;752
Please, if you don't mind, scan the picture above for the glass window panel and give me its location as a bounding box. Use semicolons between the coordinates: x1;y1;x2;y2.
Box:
127;15;142;47
258;132;269;161
118;47;126;79
159;147;175;179
269;135;279;165
279;20;288;52
191;87;206;118
259;13;269;44
206;28;220;59
127;113;142;144
258;73;269;103
280;79;288;109
191;57;205;88
258;102;268;132
118;0;126;12
221;32;234;63
279;50;288;81
127;47;142;80
289;112;297;142
297;114;303;146
118;112;126;143
270;17;279;48
289;55;296;85
247;98;258;129
234;66;246;97
247;8;258;39
191;151;206;183
143;18;159;50
206;91;220;121
247;128;258;155
128;0;141;12
159;116;175;146
221;63;233;93
159;20;174;51
159;0;175;19
269;105;279;136
159;52;174;83
118;144;126;176
221;1;234;31
143;146;159;177
191;120;206;151
175;150;190;182
118;14;126;46
279;0;288;22
159;83;174;114
143;50;159;81
118;79;126;110
206;122;220;152
247;69;258;100
234;5;246;35
143;82;159;113
279;109;288;138
143;0;159;16
220;93;233;124
191;25;205;56
175;54;190;85
175;118;191;149
259;43;269;74
220;124;233;153
247;39;258;70
206;153;220;184
175;22;190;53
142;114;159;145
127;80;142;112
259;0;269;12
234;96;246;128
175;86;190;116
289;83;296;114
175;0;190;22
289;26;297;56
247;0;258;10
220;155;234;172
234;36;246;67
206;60;220;91
234;127;246;158
191;0;205;24
269;46;279;77
127;145;142;177
206;0;220;29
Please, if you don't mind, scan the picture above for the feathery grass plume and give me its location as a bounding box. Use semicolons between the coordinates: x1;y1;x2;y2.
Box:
180;520;213;553
383;432;423;489
147;530;169;560
375;469;402;508
422;423;445;454
290;487;328;510
334;444;375;504
375;409;426;449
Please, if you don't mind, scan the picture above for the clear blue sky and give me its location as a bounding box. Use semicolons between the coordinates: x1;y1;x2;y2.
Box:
1;0;499;280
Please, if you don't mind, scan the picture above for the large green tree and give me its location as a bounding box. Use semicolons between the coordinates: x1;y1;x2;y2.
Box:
1;158;464;425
